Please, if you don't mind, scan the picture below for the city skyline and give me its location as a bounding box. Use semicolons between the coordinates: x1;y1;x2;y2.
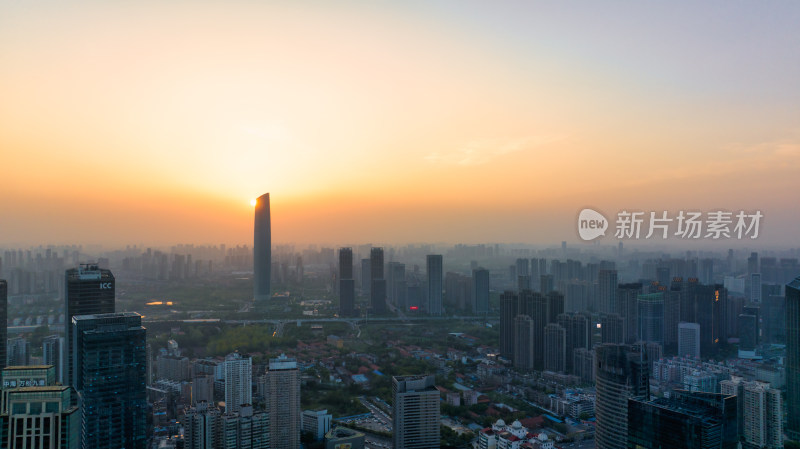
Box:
1;1;799;247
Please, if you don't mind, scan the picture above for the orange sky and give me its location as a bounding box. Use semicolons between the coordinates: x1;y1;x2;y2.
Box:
1;1;798;247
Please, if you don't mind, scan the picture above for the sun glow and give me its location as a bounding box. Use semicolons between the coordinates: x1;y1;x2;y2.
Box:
250;199;257;207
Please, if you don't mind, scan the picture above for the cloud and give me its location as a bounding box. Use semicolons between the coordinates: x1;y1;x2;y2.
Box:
425;136;561;166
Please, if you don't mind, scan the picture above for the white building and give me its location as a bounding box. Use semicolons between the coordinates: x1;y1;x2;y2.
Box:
678;322;701;359
301;409;331;441
223;352;252;414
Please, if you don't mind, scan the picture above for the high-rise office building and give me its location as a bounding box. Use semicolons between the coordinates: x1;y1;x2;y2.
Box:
360;259;371;295
392;375;439;449
42;335;64;384
254;193;271;302
472;269;489;314
618;283;643;343
339;248;355;317
223;352;252;414
72;312;146;449
0;280;6;372
543;323;566;373
678;322;701;359
0;366;80;449
370;248;386;314
573;348;595;384
627;390;738;449
594;343;649;449
638;293;665;346
598;270;618;314
267;354;300;449
64;264;115;387
6;337;29;367
426;255;443;316
785;276;800;441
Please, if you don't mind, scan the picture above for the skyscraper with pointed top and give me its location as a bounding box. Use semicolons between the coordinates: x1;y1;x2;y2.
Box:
254;193;271;302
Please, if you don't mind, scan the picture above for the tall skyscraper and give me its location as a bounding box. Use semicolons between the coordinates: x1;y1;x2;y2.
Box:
64;264;115;387
751;273;762;303
1;366;80;449
786;276;800;440
426;255;443;316
627;390;738;449
267;354;300;449
6;337;29;367
500;291;518;358
370;248;386;314
598;270;618;314
0;280;6;372
594;343;650;449
540;274;554;294
42;335;64;384
392;375;439;449
223;352;252;414
253;193;271;302
338;248;355;317
472;269;489;314
638;293;665;346
72;313;147;449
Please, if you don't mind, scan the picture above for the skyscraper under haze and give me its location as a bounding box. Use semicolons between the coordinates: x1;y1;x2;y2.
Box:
370;248;386;314
786;276;800;441
426;255;443;315
253;193;271;302
473;269;489;314
72;312;147;449
64;264;115;388
0;280;6;372
339;248;355;317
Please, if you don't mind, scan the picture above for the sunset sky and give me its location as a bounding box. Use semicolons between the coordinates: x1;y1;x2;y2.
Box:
1;1;798;247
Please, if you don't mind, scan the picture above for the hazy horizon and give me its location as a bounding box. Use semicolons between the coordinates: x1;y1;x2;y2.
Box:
2;1;798;248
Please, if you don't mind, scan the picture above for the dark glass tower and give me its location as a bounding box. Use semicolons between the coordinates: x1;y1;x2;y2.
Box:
73;312;147;449
426;254;443;315
339;247;355;317
254;193;272;302
627;390;738;449
0;279;6;372
595;343;650;449
64;264;115;388
787;277;800;441
369;248;386;314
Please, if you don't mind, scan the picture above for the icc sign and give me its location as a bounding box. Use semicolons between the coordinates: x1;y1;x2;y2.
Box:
100;282;112;289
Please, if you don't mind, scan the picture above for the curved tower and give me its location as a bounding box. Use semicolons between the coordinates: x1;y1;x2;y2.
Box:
254;193;271;302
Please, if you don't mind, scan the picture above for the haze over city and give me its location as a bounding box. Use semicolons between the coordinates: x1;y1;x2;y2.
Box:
2;1;799;247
